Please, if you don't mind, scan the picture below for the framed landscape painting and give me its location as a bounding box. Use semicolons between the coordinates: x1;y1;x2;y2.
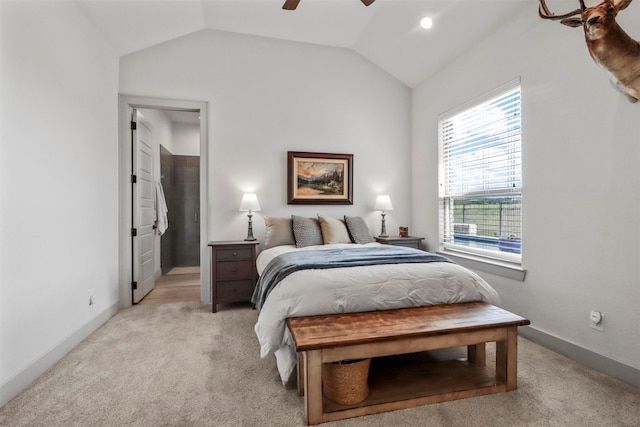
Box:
287;151;353;204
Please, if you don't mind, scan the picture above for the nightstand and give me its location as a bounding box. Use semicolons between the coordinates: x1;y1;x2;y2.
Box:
375;236;425;250
209;241;259;313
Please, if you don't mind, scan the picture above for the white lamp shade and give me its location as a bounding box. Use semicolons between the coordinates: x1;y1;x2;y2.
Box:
239;193;261;212
374;195;393;211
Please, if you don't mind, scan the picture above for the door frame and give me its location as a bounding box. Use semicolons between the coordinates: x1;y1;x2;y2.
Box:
118;95;209;308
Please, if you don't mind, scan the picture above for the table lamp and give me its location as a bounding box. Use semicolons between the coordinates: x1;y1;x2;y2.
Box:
374;195;393;238
239;193;261;241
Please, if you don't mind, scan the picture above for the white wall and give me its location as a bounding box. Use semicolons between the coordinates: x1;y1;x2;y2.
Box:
172;122;200;156
412;6;640;376
120;29;412;245
0;1;119;405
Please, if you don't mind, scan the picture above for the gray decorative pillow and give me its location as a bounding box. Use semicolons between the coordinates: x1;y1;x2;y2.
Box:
264;217;295;249
292;215;324;248
344;216;374;244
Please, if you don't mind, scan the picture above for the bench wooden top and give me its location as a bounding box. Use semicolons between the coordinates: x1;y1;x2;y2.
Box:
287;302;530;352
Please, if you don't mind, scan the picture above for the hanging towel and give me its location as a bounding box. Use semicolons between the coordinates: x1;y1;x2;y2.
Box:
154;181;169;235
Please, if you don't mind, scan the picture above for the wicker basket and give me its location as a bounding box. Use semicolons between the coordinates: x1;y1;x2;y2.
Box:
322;358;371;405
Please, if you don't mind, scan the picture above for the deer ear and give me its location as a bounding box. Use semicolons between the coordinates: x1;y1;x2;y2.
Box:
613;0;632;11
560;17;584;27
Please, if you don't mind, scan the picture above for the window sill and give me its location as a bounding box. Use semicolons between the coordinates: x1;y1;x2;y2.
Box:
437;249;526;281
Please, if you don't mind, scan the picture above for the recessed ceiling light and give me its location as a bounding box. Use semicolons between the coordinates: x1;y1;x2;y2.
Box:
420;17;433;29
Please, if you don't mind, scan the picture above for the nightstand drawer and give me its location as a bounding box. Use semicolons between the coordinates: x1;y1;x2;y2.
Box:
216;280;254;301
216;248;253;261
216;260;254;280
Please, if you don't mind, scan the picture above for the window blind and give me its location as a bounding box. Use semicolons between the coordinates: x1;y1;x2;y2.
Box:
439;81;522;262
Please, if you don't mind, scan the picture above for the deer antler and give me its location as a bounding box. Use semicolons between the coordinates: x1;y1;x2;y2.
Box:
538;0;585;20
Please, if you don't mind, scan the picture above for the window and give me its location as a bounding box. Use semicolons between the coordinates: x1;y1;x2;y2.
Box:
439;80;522;265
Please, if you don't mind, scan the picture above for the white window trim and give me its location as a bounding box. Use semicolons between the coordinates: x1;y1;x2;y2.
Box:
438;78;524;278
437;248;526;282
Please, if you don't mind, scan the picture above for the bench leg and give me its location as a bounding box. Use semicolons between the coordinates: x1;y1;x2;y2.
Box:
496;327;518;391
303;350;323;425
297;352;305;396
468;342;486;367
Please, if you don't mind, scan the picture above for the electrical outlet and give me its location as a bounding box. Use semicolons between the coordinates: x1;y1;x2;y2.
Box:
590;310;604;331
88;289;95;306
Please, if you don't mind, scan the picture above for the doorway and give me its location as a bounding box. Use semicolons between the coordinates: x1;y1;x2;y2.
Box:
118;96;209;309
138;108;201;304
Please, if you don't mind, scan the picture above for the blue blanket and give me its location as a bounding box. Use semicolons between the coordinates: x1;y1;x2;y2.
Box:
251;245;451;310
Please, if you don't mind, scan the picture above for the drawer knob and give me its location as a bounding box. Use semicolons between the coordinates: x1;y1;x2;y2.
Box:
233;252;237;256
232;268;238;272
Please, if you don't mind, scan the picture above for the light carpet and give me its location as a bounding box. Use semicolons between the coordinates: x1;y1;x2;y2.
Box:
0;302;638;426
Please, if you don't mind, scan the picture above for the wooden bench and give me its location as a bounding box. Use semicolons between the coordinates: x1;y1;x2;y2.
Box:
286;301;530;425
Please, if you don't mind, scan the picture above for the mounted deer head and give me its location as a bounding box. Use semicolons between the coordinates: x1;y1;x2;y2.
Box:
539;0;640;102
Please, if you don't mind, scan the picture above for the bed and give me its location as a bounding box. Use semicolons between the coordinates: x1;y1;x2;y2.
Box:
252;215;500;384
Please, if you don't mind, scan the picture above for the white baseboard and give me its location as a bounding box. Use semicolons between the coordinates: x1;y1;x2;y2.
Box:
0;301;120;408
520;326;640;388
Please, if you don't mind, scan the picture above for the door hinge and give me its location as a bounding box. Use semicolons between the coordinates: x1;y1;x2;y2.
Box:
131;174;137;184
130;121;137;130
132;281;138;290
131;228;137;237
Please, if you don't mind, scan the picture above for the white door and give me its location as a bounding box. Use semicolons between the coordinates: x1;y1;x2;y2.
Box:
132;110;156;303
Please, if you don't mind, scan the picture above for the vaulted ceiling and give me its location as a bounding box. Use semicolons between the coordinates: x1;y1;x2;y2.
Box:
75;0;530;87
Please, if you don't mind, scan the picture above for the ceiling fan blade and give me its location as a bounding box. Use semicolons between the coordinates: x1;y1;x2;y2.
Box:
283;0;301;10
361;0;375;6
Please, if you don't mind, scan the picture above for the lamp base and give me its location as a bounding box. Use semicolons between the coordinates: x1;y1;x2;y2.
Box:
379;212;388;238
245;212;256;241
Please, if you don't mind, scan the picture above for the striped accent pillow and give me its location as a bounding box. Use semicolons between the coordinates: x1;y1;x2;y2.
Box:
292;215;323;248
344;216;374;244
